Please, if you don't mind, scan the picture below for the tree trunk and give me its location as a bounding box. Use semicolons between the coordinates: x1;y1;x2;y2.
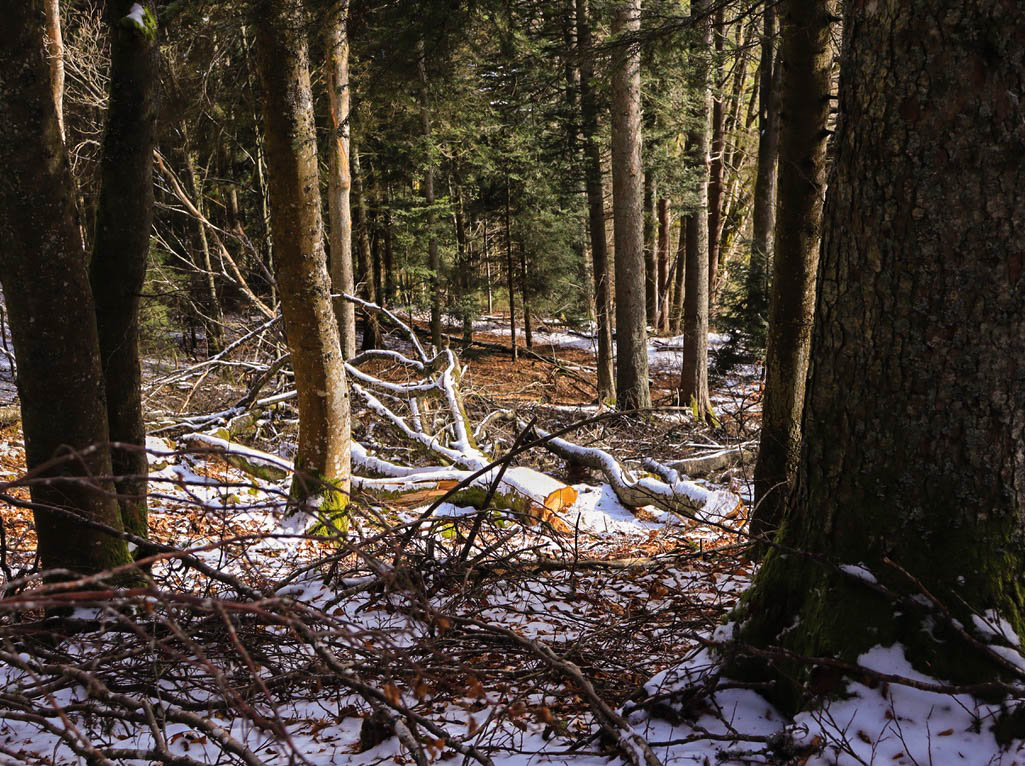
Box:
671;215;687;334
678;1;714;421
89;0;158;543
453;175;473;343
325;1;357;359
735;0;1025;709
576;0;615;404
383;185;395;307
706;5;725;298
656;197;670;332
184;146;224;354
352;142;381;351
484;218;493;314
44;0;65;140
643;173;658;326
254;0;351;508
417;41;442;352
610;0;650;411
749;0;833;543
746;4;781;346
519;240;533;349
0;0;133;574
505;182;518;362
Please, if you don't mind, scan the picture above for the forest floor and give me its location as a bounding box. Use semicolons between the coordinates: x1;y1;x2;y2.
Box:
0;314;1022;765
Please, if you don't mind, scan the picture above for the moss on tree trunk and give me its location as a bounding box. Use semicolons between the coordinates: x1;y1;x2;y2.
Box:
732;0;1025;713
0;0;134;575
255;0;352;509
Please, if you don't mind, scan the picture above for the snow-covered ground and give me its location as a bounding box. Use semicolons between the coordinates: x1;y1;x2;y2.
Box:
1;316;1022;765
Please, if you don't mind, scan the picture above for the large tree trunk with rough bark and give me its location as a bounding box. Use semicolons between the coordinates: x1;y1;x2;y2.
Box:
610;0;650;411
0;0;134;575
734;0;1025;711
678;1;714;421
89;0;158;543
749;0;832;543
254;0;351;507
325;2;357;360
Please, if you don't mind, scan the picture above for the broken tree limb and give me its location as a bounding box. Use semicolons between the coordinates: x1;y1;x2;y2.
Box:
180;432;291;481
530;425;743;524
660;443;755;477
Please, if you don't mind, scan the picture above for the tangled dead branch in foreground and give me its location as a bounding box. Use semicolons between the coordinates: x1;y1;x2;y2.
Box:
3;309;1023;765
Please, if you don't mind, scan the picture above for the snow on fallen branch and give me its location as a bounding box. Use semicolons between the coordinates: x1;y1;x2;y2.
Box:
530;424;744;524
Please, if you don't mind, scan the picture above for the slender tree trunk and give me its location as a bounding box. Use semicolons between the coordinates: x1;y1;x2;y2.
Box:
707;5;726;297
382;184;395;307
184;147;224;354
671;215;687;334
735;0;1025;708
325;2;357;359
610;0;650;410
747;4;781;345
518;241;533;349
656;197;670;332
89;0;158;542
750;0;833;543
453;176;473;343
352;142;381;351
679;0;714;421
44;0;65;140
484;219;494;314
417;41;442;351
576;0;615;403
0;0;133;574
643;173;658;326
254;0;351;508
241;24;275;305
505;182;518;362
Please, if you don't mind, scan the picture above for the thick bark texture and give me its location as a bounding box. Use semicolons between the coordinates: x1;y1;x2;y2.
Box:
89;0;158;542
575;0;615;403
610;0;650;411
736;0;1025;709
678;1;714;421
750;0;832;543
255;0;351;506
325;2;357;359
746;4;781;341
0;0;133;574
